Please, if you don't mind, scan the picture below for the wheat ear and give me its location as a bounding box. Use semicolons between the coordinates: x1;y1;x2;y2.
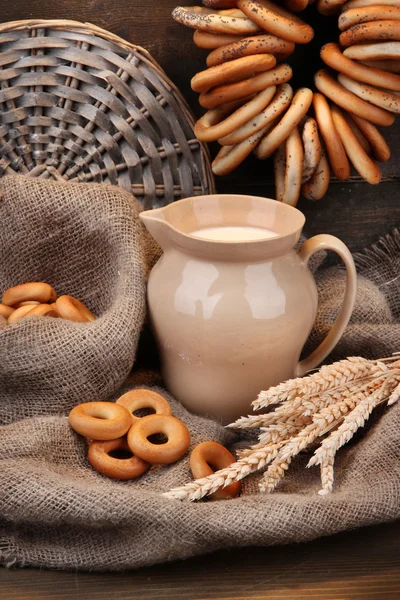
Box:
319;451;335;495
259;458;292;493
163;445;281;501
388;381;400;405
253;357;379;411
309;377;397;470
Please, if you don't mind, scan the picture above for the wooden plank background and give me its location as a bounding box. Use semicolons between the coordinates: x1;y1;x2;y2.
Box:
1;0;399;252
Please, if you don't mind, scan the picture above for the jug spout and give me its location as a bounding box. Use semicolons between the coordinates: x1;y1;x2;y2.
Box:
140;208;172;252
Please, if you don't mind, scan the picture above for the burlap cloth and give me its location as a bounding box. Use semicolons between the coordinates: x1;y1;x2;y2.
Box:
0;175;399;571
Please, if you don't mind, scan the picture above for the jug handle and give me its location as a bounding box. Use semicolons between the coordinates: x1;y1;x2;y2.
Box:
295;234;357;378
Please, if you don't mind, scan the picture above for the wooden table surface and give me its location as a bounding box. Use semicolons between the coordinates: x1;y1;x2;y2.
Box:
1;520;400;600
1;0;399;597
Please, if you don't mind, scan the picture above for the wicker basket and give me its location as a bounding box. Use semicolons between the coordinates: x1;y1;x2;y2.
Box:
0;19;215;207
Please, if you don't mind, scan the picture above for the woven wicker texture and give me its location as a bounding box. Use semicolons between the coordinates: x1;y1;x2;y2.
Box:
0;19;215;207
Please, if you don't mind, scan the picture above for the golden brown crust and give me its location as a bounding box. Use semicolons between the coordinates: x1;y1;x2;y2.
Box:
69;402;132;441
313;92;351;181
206;34;295;67
349;113;391;162
190;441;241;500
2;282;57;307
338;72;400;114
301;147;331;200
199;63;292;108
274;126;304;207
55;295;95;323
219;83;293;145
0;304;14;319
237;0;314;43
339;20;400;47
321;43;400;92
22;304;59;319
344;42;400;61
301;116;322;183
195;88;275;142
172;6;262;35
88;437;150;480
331;105;382;184
212;120;276;175
116;389;172;423
339;6;400;31
255;87;313;159
193;30;246;49
314;69;395;126
127;414;190;465
7;304;42;324
192;53;276;93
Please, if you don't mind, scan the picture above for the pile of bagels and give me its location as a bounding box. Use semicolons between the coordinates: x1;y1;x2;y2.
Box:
69;389;241;500
173;0;400;205
0;282;96;324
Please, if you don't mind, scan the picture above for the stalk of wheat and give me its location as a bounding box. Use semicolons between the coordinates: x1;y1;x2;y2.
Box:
164;356;400;501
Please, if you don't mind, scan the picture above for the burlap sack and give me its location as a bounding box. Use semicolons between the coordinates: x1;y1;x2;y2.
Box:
1;192;399;572
0;175;147;424
1;381;399;571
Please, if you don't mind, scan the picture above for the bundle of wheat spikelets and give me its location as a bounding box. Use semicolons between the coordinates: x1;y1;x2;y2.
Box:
164;356;400;501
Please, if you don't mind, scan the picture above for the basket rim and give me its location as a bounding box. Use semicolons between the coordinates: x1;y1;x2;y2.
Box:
0;18;216;196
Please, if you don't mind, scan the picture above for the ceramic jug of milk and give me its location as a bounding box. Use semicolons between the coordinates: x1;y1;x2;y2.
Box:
140;195;357;424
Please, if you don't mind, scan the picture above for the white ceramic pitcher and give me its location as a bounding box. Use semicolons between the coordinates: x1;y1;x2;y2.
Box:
140;195;357;424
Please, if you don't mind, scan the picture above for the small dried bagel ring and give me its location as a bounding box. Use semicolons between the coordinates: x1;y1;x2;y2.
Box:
255;87;313;159
195;87;276;142
361;59;400;74
344;42;400;61
338;72;400;114
317;0;348;16
348;113;391;161
331;105;382;184
219;83;293;145
14;300;40;308
206;34;295;67
339;21;400;48
343;113;371;154
199;63;292;108
190;442;241;500
116;389;172;423
237;0;314;44
172;6;261;35
69;402;132;441
88;437;150;480
283;127;304;206
284;0;309;12
192;53;276;93
342;0;400;10
301;147;331;200
127;414;190;465
313;92;350;181
212;120;275;175
339;6;400;31
203;0;237;7
321;43;400;92
22;304;60;319
301;117;322;183
314;69;395;126
0;304;14;319
2;282;57;307
56;295;95;323
7;305;41;324
193;30;246;49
